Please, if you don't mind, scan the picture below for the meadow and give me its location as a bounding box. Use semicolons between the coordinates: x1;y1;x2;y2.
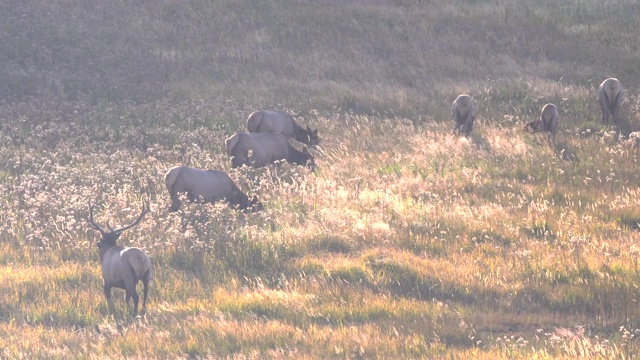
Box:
2;0;640;358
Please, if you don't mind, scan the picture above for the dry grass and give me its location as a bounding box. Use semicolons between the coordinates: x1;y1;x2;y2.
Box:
2;0;640;358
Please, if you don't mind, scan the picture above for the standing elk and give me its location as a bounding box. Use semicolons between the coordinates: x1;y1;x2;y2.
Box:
597;77;624;124
246;110;320;146
452;94;476;136
164;166;263;212
225;132;315;171
85;202;152;317
525;103;559;142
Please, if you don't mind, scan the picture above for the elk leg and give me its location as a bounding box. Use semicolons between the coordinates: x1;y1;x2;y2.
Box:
232;156;247;168
124;289;139;317
141;270;151;315
104;284;116;315
130;290;139;317
612;106;620;123
169;193;181;212
124;275;140;317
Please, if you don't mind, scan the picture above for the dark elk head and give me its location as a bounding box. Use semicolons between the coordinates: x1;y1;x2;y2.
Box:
306;126;320;146
302;146;316;172
524;119;543;134
85;202;150;253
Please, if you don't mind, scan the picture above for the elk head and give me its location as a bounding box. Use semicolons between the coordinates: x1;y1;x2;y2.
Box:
85;202;150;254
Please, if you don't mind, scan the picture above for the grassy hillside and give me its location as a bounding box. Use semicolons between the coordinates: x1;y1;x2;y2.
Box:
2;0;640;358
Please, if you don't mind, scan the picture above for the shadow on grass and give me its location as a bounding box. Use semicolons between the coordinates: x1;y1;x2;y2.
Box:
553;138;580;162
468;131;493;153
307;235;354;254
615;208;640;231
614;114;640;138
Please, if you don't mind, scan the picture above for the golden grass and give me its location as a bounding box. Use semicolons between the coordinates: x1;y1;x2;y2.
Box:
4;106;640;357
3;0;640;358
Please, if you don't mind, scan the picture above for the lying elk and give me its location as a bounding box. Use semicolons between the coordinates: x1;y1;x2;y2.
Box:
247;110;319;146
86;203;152;317
225;132;315;171
597;77;624;124
165;166;263;212
525;103;559;142
452;94;476;136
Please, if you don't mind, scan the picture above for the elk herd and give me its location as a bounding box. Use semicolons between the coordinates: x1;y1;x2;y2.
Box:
86;109;319;317
86;77;627;317
456;77;624;143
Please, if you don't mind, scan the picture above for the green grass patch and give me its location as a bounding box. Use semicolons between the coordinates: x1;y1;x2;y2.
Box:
307;235;353;254
616;208;640;231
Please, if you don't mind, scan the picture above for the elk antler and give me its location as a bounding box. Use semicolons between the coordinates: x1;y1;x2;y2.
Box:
85;202;107;235
111;202;150;234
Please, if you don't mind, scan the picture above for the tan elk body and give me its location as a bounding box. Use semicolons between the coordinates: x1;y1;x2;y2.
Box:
525;103;559;142
452;94;476;136
246;110;319;146
225;132;315;170
597;78;624;124
86;203;152;317
164;166;262;212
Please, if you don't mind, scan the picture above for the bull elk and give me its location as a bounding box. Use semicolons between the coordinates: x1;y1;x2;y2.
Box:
85;202;152;317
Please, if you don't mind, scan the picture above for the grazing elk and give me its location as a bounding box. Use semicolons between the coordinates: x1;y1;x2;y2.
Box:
597;77;624;124
525;103;559;142
452;94;476;136
164;166;262;213
85;202;152;317
225;132;315;171
246;110;319;146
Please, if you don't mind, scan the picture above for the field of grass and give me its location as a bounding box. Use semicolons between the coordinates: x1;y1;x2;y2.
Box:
2;0;640;358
